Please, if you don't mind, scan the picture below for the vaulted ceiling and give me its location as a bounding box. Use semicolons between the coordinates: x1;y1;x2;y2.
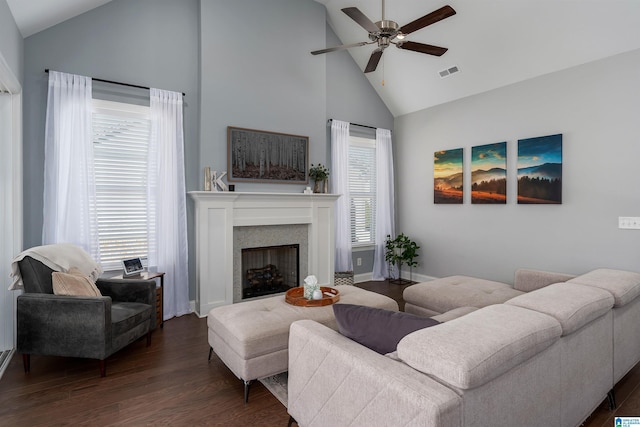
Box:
7;0;640;117
315;0;640;116
6;0;112;38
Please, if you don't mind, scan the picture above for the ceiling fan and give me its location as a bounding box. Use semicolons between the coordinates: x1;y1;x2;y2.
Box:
311;1;456;73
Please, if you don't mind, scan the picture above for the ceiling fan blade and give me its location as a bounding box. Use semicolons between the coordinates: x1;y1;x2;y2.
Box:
311;41;370;55
342;7;380;34
400;5;456;35
364;49;383;73
397;41;448;56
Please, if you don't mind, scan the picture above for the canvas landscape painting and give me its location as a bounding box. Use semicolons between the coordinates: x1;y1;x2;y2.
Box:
434;148;463;204
517;134;562;204
471;142;507;204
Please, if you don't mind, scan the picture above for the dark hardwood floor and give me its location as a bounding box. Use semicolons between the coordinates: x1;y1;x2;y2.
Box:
0;281;637;426
0;313;288;426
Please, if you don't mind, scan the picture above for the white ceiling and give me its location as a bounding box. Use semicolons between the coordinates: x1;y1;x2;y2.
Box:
7;0;640;117
6;0;112;38
317;0;640;116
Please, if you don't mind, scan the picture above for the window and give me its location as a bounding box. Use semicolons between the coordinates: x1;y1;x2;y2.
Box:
92;100;153;271
349;136;376;246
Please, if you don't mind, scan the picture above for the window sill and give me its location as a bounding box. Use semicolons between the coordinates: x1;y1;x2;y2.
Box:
352;244;375;252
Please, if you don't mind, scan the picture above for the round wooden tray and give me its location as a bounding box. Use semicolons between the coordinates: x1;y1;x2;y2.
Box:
285;286;340;307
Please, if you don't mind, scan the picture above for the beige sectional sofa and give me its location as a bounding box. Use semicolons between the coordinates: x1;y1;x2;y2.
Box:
567;269;640;387
287;268;640;427
403;269;576;317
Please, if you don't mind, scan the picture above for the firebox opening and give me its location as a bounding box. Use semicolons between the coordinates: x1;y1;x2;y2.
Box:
242;244;299;299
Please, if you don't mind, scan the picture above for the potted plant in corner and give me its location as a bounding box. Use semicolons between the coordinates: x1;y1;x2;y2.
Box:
309;163;329;193
385;233;420;284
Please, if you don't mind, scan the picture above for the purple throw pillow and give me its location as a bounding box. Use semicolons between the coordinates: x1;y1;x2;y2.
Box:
333;304;440;354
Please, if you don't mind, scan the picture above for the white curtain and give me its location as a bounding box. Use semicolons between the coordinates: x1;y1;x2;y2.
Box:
42;71;99;260
148;88;190;319
372;128;395;280
330;120;353;272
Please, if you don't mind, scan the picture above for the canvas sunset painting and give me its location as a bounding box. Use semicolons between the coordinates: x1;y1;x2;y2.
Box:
434;148;463;204
471;142;507;204
517;134;562;204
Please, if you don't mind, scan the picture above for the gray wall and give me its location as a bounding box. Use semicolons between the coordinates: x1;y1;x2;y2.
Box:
199;0;326;193
21;0;393;298
0;0;23;82
394;48;640;284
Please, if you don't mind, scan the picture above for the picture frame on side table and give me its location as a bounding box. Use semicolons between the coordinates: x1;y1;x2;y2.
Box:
227;126;309;184
121;257;144;277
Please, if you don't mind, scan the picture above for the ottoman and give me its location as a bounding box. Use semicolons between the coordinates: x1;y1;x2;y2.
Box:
207;285;398;402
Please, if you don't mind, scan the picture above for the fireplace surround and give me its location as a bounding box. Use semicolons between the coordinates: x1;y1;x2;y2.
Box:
189;191;339;316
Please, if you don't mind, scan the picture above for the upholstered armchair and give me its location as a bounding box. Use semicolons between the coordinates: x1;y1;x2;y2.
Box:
16;255;156;376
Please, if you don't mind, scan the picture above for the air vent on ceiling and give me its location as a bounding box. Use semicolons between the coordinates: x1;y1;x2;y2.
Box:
439;65;460;79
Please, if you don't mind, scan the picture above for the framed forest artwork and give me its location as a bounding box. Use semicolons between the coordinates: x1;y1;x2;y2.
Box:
227;126;309;184
517;134;562;204
434;148;463;204
471;142;507;204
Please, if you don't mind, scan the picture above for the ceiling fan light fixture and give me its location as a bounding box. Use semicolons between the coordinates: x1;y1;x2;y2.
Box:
311;4;456;74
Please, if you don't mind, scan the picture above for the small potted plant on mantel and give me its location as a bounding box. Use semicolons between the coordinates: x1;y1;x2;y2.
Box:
385;233;420;284
309;163;329;193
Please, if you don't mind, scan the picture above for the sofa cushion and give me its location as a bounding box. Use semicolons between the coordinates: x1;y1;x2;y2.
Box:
431;306;478;323
333;304;440;354
506;282;614;335
568;269;640;307
397;304;562;389
403;276;524;314
111;302;152;336
52;267;102;297
513;269;576;292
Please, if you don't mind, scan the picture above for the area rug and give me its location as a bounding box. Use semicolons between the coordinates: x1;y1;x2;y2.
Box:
259;372;288;408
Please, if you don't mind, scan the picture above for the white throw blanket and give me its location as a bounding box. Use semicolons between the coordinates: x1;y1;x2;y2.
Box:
9;243;103;290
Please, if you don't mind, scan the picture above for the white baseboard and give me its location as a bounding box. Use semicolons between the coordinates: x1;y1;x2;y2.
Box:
190;300;205;317
0;349;15;380
408;271;438;283
353;270;437;284
353;272;373;283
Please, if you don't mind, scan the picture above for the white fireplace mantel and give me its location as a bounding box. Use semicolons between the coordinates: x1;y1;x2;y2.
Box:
188;191;340;316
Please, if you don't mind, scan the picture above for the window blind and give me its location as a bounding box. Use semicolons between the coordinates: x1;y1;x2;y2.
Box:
349;136;377;246
92;100;152;271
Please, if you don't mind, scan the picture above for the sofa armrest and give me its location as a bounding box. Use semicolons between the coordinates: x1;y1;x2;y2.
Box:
96;278;155;305
288;320;462;427
17;293;111;359
514;269;576;292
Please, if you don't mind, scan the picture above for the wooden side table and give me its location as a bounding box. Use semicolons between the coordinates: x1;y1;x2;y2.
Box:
115;272;164;328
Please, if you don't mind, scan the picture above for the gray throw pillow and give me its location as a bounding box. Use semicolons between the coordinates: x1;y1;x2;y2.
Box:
333;304;440;354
